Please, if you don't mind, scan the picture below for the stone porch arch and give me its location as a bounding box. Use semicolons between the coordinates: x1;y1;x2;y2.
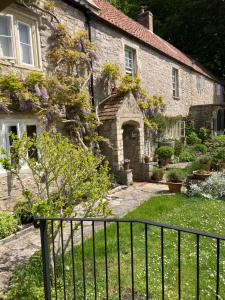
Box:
98;91;144;180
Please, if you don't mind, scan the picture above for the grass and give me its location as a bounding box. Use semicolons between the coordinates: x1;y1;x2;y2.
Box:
5;194;225;299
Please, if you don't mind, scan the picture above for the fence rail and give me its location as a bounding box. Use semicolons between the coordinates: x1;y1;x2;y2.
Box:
35;217;225;300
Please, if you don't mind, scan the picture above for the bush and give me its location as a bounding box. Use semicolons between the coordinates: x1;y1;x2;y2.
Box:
174;140;183;156
192;144;208;154
0;211;17;239
188;172;225;199
198;155;211;165
185;159;202;174
198;127;211;142
156;146;174;159
14;201;34;225
167;169;186;182
186;132;201;145
179;150;194;162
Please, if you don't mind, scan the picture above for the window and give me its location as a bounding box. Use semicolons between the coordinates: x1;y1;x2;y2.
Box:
172;68;179;98
125;47;136;76
0;12;39;68
0;15;13;58
180;120;186;137
18;22;33;65
0;120;38;171
196;75;205;92
215;84;222;96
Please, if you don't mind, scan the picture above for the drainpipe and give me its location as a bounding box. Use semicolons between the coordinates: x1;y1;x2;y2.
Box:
85;11;95;107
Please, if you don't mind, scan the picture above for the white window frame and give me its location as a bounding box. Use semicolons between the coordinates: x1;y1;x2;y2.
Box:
0;11;40;69
180;120;186;138
0;14;15;59
172;68;179;98
215;83;222;97
0;119;38;172
125;47;136;76
17;20;34;67
196;75;205;92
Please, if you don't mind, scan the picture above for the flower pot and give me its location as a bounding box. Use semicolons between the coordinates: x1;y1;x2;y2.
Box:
167;182;183;193
123;162;130;171
201;163;211;172
144;156;151;164
193;171;211;181
159;158;170;167
152;171;164;182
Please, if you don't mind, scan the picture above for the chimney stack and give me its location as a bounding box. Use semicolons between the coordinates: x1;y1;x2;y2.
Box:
138;6;153;32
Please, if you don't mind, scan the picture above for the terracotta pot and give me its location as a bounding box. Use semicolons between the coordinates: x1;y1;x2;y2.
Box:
201;163;211;172
159;158;171;167
123;162;130;171
167;182;183;193
193;171;211;181
152;171;164;182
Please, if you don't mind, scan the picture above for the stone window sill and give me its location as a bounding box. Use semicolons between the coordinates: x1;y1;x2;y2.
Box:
173;96;180;100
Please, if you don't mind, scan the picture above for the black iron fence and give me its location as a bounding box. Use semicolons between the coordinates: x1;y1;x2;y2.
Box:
35;218;225;300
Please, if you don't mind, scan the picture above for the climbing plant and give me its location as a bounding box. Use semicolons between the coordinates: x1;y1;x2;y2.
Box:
0;0;102;150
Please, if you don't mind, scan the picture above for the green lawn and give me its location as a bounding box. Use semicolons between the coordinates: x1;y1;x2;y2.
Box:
6;194;225;300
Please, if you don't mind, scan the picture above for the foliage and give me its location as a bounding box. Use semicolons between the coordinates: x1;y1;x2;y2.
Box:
188;172;225;199
13;201;34;225
152;167;164;176
192;144;208;155
198;155;211;165
179;150;194;162
166;169;186;182
0;9;101;148
0;211;17;239
7;194;225;299
148;113;182;136
198;127;211;143
174;139;183;156
185;159;203;174
186;132;201;145
156;146;174;159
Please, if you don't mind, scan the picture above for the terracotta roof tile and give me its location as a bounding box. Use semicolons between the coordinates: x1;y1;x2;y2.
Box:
93;0;217;81
98;94;123;121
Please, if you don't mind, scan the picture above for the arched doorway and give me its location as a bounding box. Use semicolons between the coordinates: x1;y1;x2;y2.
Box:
122;122;141;171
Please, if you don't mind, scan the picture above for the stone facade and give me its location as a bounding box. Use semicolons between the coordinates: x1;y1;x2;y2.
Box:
0;0;224;208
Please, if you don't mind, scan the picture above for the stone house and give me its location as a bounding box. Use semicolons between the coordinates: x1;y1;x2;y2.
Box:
0;0;224;207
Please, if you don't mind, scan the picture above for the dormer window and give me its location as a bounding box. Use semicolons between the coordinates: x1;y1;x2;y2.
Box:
125;47;136;76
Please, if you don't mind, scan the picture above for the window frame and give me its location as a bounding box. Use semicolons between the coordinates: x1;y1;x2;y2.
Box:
0;10;41;69
125;47;136;76
196;75;205;92
215;83;222;97
172;68;179;98
17;20;34;67
0;14;15;59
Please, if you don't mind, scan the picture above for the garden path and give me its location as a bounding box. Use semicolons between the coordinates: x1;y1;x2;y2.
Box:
0;182;168;298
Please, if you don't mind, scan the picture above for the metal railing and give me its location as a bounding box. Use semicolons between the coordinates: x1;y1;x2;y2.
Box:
35;218;225;300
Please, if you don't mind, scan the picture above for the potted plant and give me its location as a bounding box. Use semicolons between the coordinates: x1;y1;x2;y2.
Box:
123;159;130;171
192;170;212;181
198;155;211;172
156;146;174;166
152;167;164;182
167;169;185;193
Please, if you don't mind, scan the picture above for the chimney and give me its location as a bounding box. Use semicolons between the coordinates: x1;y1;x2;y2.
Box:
138;6;153;32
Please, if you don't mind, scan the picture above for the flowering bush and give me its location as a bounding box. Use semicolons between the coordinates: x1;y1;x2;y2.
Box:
188;172;225;199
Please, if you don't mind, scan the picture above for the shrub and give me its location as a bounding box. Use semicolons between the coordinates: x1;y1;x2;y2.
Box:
174;140;183;156
188;172;225;199
0;211;17;239
198;127;211;142
167;169;186;182
156;146;174;159
185;159;202;174
14;201;34;225
179;150;194;162
192;144;208;154
186;132;201;145
198;155;211;165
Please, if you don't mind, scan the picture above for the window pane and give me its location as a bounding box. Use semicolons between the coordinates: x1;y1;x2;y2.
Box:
18;22;30;44
0;16;11;36
20;44;32;64
0;36;13;57
26;125;38;160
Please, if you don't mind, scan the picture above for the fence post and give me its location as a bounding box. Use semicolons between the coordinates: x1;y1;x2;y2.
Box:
40;219;52;300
